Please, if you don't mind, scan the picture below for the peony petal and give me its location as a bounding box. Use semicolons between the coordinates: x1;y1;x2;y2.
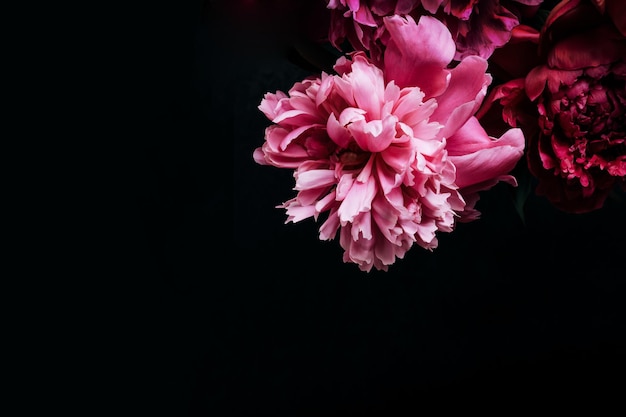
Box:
548;25;626;70
452;1;520;60
539;0;610;59
525;65;583;101
327;112;352;148
340;226;377;271
448;118;525;189
294;169;337;190
382;15;455;95
430;55;491;140
509;23;541;44
338;176;377;223
352;2;377;26
393;89;440;134
380;138;414;174
279;124;323;150
348;55;386;119
349;114;397;152
445;0;476;20
258;91;288;120
283;204;318;223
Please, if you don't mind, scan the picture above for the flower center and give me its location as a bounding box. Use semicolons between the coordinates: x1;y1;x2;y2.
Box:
337;144;369;167
547;70;626;179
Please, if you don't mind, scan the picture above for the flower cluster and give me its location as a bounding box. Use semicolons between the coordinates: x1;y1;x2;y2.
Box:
251;0;625;271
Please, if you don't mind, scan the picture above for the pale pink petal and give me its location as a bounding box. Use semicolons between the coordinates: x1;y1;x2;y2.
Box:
255;126;311;168
338;107;367;125
327;113;352;148
346;55;387;118
349;114;397;152
430;56;491;139
340;226;377;272
318;205;341;240
258;91;287;120
338;177;378;223
280;198;318;223
350;211;373;241
294;169;337;190
279;124;324;150
379;138;414;175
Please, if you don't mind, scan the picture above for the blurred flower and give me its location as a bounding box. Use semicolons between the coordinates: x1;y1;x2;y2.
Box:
326;0;544;63
253;16;524;271
481;0;626;213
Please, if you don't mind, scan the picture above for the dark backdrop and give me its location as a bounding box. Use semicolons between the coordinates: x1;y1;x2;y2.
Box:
129;1;626;415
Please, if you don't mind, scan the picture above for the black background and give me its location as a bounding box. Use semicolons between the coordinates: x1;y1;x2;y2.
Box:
127;1;626;415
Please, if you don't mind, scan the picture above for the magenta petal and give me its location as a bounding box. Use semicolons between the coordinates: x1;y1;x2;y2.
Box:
524;65;549;100
542;0;587;36
448;117;525;189
352;2;377;26
393;0;421;15
525;65;582;101
446;0;477;20
548;25;626;70
382;15;455;95
509;24;540;43
258;91;287;120
338;177;377;223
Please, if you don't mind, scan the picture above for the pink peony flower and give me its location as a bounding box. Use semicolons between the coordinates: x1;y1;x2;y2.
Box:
253;15;525;272
480;0;626;213
326;0;544;63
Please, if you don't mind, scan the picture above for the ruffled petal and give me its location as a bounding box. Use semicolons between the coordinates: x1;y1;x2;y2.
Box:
347;55;386;118
349;114;398;152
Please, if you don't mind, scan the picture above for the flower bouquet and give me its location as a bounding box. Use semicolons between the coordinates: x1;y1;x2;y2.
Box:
247;0;625;272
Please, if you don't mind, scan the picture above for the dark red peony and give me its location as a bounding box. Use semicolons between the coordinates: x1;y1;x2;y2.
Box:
481;0;626;213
